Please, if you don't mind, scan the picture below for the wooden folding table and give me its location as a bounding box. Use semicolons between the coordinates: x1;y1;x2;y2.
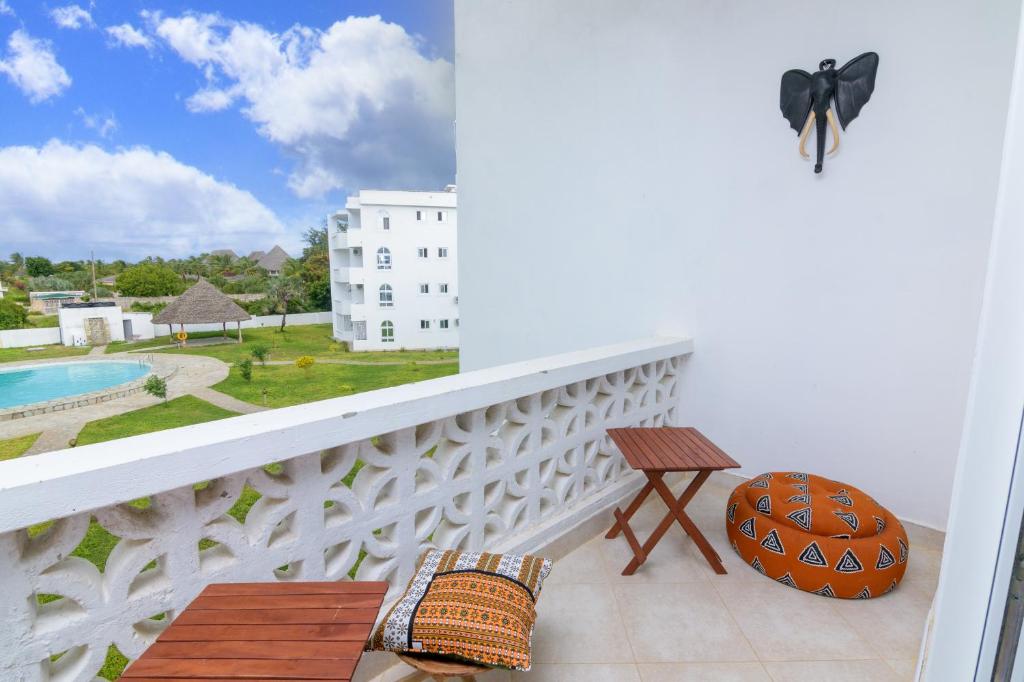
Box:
606;427;740;575
121;580;388;681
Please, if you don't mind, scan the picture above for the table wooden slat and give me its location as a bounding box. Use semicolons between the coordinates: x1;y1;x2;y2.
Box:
609;427;739;472
124;581;384;681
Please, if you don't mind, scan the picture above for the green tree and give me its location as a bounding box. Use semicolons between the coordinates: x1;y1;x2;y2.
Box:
25;256;54;277
238;358;253;382
0;299;28;330
266;275;303;332
116;264;185;297
298;225;330;311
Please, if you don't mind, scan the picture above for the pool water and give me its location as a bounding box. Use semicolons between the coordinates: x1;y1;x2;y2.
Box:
0;361;151;409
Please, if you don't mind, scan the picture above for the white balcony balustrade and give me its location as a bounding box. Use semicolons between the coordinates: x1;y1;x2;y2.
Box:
0;338;691;682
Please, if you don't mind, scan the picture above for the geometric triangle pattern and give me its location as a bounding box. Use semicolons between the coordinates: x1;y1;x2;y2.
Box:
725;472;910;599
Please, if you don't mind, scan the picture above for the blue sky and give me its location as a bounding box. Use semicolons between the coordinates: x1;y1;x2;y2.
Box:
0;1;454;261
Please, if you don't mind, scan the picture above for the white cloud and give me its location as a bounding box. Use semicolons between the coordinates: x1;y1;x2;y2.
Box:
50;4;93;30
0;30;71;102
74;107;118;138
151;12;455;198
106;23;153;50
0;1;14;18
0;140;286;259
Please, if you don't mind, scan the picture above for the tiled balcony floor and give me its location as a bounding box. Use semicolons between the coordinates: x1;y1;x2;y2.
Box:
383;472;942;682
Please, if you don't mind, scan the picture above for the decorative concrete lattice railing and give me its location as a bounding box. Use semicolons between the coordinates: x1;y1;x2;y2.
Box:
0;338;691;681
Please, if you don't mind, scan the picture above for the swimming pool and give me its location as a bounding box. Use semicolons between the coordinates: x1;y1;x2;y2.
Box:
0;361;151;409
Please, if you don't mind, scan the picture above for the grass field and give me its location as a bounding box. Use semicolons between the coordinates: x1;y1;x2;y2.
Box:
25;314;59;328
0;345;89;364
0;432;40;460
213;361;459;408
107;324;457;364
75;394;238;445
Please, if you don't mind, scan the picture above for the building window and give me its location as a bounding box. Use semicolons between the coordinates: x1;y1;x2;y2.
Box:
382;215;390;230
420;320;430;330
416;210;423;221
376;247;392;270
417;247;428;258
455;318;460;327
439;319;449;329
438;247;448;258
379;284;393;307
439;283;449;294
381;320;394;343
419;283;430;294
436;210;445;222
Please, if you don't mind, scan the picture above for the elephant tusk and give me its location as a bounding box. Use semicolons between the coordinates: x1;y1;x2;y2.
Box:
798;111;815;159
826;108;841;155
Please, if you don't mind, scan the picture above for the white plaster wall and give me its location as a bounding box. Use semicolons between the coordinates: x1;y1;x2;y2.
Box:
454;0;1021;528
58;306;125;346
0;328;61;348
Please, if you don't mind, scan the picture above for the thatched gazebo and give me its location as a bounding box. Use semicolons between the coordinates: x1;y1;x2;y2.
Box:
152;279;252;343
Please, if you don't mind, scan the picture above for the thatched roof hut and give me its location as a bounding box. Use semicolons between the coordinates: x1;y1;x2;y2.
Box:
153;279;251;342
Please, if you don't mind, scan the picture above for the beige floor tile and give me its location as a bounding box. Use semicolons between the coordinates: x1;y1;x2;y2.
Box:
512;663;641;681
547;537;610;584
886;658;919;681
830;593;931;660
613;582;756;662
714;581;875;661
531;582;635;664
764;660;903;681
900;549;941;590
638;662;772;681
600;529;711;583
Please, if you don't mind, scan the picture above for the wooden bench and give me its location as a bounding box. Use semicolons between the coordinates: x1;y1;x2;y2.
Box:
121;581;388;681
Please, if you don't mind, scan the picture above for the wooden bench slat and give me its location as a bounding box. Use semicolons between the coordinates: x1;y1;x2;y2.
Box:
175;609;379;626
142;641;363;661
122;658;354;680
200;582;387;597
189;595;381;611
157;624;370;643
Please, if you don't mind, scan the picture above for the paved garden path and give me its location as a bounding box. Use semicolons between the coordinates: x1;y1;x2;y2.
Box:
87;345;107;356
191;386;267;414
258;358;458;367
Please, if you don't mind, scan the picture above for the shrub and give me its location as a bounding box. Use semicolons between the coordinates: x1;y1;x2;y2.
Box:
116;264;185;297
250;342;271;365
143;375;168;405
0;299;29;330
295;355;315;370
239;358;253;382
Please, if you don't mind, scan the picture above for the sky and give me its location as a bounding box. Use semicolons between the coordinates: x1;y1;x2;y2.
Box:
0;0;455;262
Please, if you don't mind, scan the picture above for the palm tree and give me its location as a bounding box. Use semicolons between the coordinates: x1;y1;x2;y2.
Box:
266;275;303;332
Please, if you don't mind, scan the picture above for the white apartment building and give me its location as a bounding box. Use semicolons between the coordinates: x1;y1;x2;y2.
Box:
328;188;458;350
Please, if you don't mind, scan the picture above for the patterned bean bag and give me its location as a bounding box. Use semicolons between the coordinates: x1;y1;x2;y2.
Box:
725;472;909;599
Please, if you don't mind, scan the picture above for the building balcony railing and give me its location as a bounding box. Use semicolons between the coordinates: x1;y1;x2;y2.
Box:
0;337;691;681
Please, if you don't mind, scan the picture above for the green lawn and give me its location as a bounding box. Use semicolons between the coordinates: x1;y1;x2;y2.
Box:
0;432;40;461
0;345;89;364
214;361;459;408
107;323;458;364
75;394;238;445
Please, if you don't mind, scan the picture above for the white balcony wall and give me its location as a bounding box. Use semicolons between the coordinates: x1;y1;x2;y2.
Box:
0;338;689;681
454;0;1022;528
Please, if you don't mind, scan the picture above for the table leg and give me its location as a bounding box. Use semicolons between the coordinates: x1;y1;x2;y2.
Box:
606;479;655;539
620;470;727;576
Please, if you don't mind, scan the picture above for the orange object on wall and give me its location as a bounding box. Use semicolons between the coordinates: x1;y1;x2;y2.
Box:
725;472;909;599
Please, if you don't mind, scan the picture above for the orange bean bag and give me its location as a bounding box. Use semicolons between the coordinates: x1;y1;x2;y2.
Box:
725;472;909;599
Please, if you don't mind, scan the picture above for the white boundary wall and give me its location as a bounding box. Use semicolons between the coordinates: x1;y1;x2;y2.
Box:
0;328;61;348
1;312;332;348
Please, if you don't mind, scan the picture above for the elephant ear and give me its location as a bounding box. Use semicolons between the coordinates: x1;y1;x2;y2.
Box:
780;69;813;134
834;52;879;130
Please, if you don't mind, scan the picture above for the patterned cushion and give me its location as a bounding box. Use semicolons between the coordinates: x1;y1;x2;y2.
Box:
725;472;909;599
368;549;552;670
